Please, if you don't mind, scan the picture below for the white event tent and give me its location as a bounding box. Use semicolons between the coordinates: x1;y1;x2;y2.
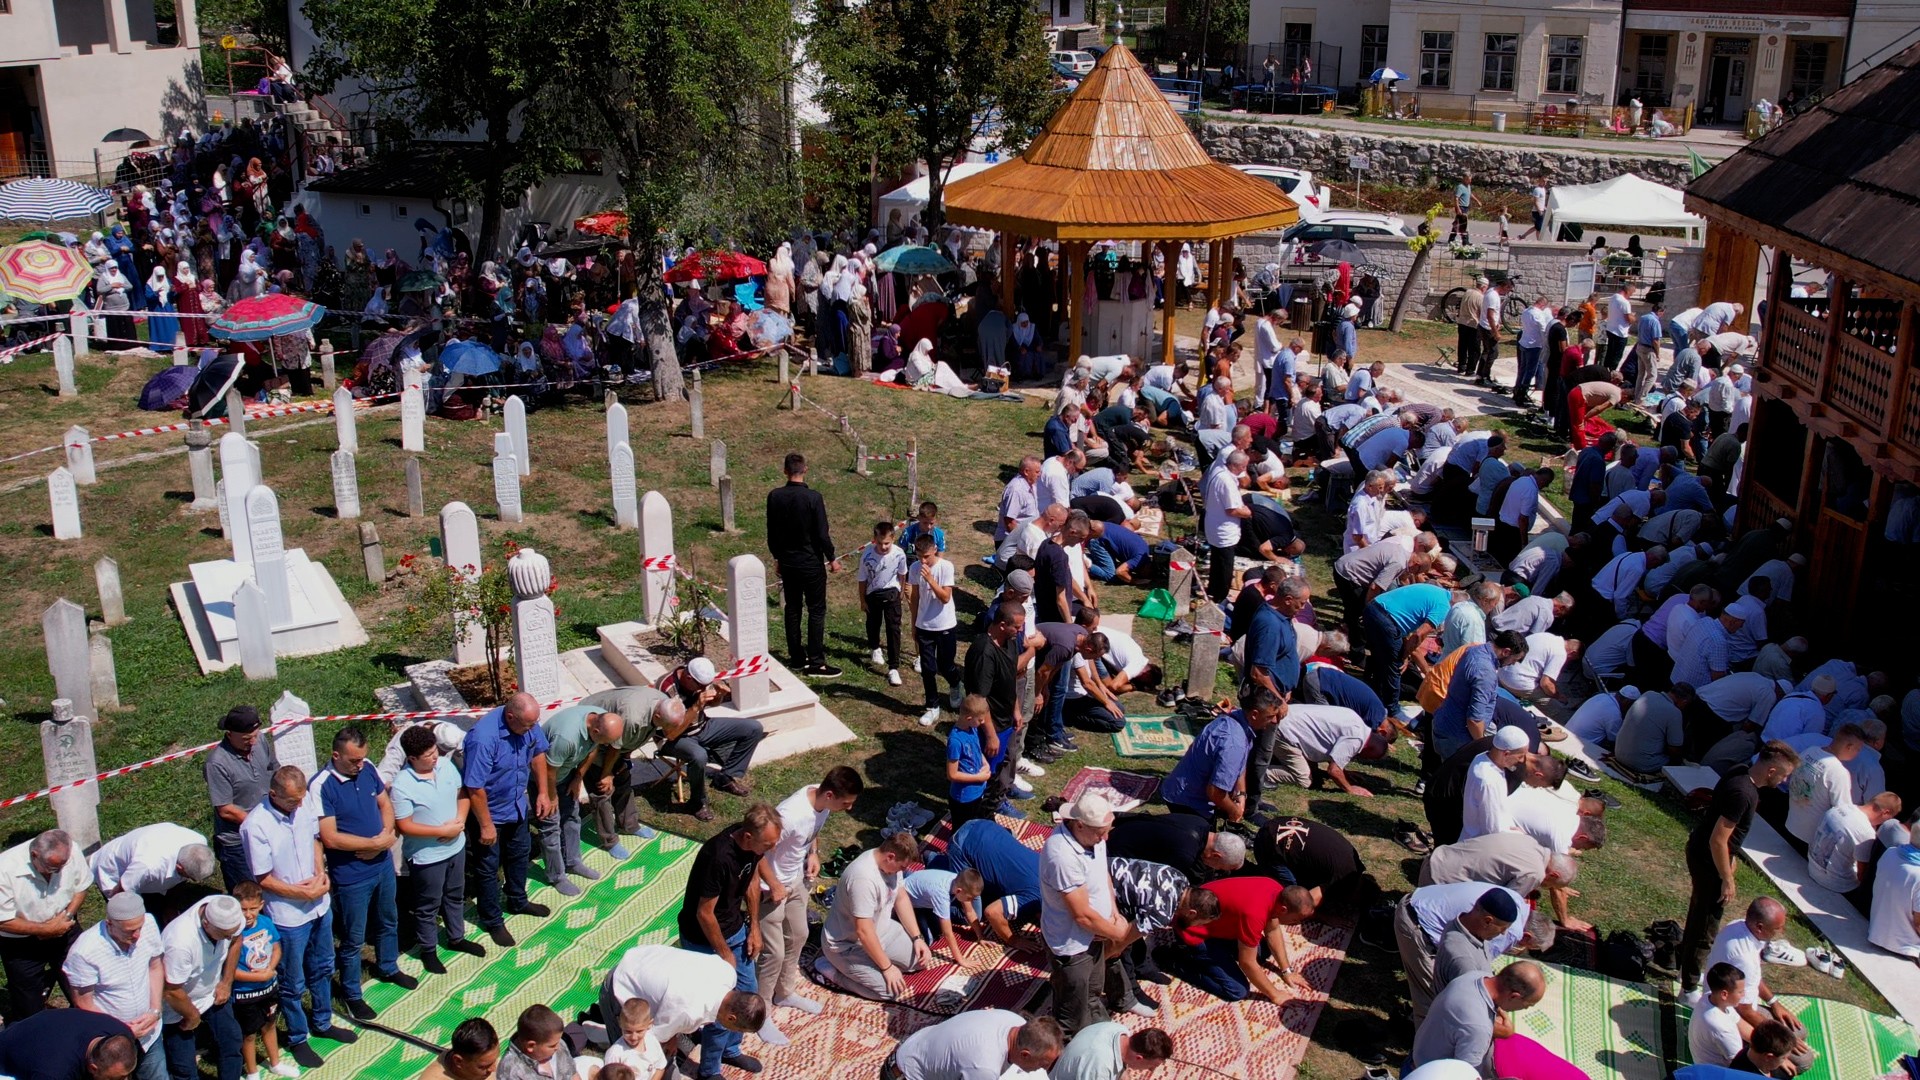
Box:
1547;173;1704;242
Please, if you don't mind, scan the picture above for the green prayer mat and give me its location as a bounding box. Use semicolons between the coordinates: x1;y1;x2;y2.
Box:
1678;993;1918;1080
1498;959;1667;1080
299;833;700;1079
1111;713;1194;758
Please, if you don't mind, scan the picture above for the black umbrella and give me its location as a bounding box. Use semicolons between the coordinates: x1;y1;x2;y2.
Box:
101;128;154;144
186;353;245;419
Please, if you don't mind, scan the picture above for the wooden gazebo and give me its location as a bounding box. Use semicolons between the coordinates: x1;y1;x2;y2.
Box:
945;45;1300;365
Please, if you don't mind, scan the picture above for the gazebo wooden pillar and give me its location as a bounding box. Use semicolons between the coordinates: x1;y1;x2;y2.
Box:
1160;240;1180;366
998;232;1018;316
941;44;1299;371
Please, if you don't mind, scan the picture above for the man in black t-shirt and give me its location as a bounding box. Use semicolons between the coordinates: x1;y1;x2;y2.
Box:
1255;817;1367;908
965;602;1028;812
1034;511;1093;624
678;804;783;1074
1679;741;1800;992
1658;401;1701;462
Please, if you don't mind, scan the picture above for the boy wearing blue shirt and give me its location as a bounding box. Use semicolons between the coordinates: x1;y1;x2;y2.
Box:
902;501;947;554
902;868;985;960
947;695;995;826
230;881;292;1080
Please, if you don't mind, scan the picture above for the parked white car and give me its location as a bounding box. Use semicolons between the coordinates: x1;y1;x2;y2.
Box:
1232;164;1334;222
1274;212;1412;265
1052;50;1097;75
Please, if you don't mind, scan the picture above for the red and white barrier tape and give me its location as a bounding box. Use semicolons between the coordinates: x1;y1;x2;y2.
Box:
719;654;770;680
0;332;67;364
863;451;916;463
640;554;676;571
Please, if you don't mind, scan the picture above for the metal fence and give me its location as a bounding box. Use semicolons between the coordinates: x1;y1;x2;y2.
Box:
0;149;166;190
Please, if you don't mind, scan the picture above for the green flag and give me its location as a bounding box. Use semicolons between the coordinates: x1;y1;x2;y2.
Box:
1689;148;1711;178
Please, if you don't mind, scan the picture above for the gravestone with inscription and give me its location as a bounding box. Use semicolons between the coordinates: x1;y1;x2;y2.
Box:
246;486;293;626
606;402;629;466
42;598;94;721
48;466;81;539
218;433;259;564
401;387;425;452
331;450;360;519
95;557;127;625
508;548;561;702
270;691;319;776
612;442;637;530
89;624;119;712
726;554;770;711
493;448;522;523
42;699;99;849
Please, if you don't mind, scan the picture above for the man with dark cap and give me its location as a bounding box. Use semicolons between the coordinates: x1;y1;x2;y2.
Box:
203;707;278;890
1432;888;1519;992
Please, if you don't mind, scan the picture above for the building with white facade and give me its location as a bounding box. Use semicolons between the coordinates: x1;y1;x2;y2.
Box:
0;1;205;178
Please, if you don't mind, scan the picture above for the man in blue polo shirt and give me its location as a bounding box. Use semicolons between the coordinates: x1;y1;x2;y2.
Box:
1160;690;1286;823
461;693;556;948
1362;582;1451;709
1430;632;1530;759
312;726;416;1023
933;819;1043;947
1085;521;1149;585
1299;657;1386;727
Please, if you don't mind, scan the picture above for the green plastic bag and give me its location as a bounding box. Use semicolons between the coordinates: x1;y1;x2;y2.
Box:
1137;588;1177;621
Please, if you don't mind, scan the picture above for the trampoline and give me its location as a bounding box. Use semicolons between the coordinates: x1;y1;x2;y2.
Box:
1231;83;1338;113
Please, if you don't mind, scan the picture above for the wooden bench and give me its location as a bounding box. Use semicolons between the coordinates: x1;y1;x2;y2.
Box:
1662;764;1920;1028
1526;111;1590;138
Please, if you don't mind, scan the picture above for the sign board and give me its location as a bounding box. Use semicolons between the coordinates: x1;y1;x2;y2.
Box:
1348;154;1370;171
1565;261;1598;303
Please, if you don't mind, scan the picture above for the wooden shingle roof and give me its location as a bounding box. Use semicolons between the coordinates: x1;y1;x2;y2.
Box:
944;45;1299;241
1686;40;1920;300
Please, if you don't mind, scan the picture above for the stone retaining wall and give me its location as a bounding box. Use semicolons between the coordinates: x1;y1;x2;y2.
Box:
1199;121;1695;189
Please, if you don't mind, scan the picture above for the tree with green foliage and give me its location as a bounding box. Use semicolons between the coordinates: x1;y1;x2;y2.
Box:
573;0;798;404
298;0;591;263
195;0;288;93
806;0;1056;232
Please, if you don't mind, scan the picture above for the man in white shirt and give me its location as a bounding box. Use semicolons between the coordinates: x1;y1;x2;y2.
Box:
1344;470;1392;554
241;766;351;1063
1039;794;1148;1036
1593;545;1667;619
1514;297;1554;407
89;825;216;926
599;943;766;1056
1253;308;1283;404
890;1009;1063;1080
1498;633;1577;701
1704;899;1812;1059
1460;727;1531;841
1038;451;1083;516
756;769;863;1034
1195;377;1238;456
1807;794;1902;897
159;894;246;1080
1491;466;1553;565
1202;451;1251;603
1688;962;1748;1068
819;834;935;1001
1784;725;1866;846
1604;287;1635;371
1564;685;1640;746
0;828;92;1022
64;892;166;1080
995;456;1042;548
1870;842;1920;959
1692;300;1745;337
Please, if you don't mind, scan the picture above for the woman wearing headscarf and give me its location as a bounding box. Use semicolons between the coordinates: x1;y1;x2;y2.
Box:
94;263;135;344
604;295;641;371
339;241;375;315
229;248;266;301
871;322;902;373
270;329;313;396
1010;310;1045;381
1176;242;1198;308
242;157;271;224
82;231;110;267
901;338;970;397
846;270;874;375
798;250;826;334
976;305;1009;372
816;253;847;363
764;242;795;315
143;266;180;348
106;226;143;309
173;260;209;346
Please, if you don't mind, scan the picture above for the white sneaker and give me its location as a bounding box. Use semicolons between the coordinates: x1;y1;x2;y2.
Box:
1013;778;1035;797
270;1062;302;1079
246;1072;262;1080
1760;938;1808;967
871;648;886;669
1016;759;1046;778
919;707;941;727
1806;947;1834;975
888;669;902;686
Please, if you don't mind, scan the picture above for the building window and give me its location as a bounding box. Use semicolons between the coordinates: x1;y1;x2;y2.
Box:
1482;34;1517;91
1790;41;1830;97
1633;35;1670;98
1058;0;1070;19
1420;32;1453;89
1545;35;1584;95
1360;25;1389;77
356;203;373;218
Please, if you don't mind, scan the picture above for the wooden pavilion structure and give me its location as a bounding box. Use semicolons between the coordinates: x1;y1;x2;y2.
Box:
1684;40;1920;649
945;45;1300;366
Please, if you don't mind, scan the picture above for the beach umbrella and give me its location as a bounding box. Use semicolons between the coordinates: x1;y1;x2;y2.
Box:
439;340;502;376
186;353;246;418
398;270;441;293
0;178;113;221
0;240;94;303
1370;67;1406;83
210;294;326;342
574;210;630;237
874;244;956;275
663;250;767;284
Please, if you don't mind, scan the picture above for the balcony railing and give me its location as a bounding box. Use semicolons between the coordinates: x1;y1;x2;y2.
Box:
1772;301;1826;390
1830;330;1895;430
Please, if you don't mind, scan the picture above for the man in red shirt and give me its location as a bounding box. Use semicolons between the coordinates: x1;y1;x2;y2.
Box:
1155;875;1315;1003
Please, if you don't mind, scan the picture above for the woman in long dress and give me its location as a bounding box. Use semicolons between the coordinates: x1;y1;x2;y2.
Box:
1176;242;1199;307
94;264;135;345
173;260;208;346
1010;311;1045;381
846;284;874;375
764;242;795;314
143;267;179;349
902;338;970;397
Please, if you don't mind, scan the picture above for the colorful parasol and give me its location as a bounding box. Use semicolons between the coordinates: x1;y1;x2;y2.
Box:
210;294;327;342
0;239;95;303
0;178;113;222
574;211;630;237
873;244;956;275
663;250;767;284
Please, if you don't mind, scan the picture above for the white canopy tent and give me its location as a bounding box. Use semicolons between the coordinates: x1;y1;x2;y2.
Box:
874;162;998;226
1547;173;1704;242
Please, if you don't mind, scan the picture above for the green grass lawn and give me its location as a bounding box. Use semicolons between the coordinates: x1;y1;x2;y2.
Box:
0;344;1887;1077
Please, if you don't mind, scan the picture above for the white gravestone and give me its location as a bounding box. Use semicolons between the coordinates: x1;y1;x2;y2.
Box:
439;502;486;665
245;486;293;626
319;342;336;391
95;557;127;626
89;625;119;711
333;388;358;454
504;395;530;476
185;424;217;511
42;598;95;722
611;442;637;530
64;426;95;485
331;450;361;519
508;548;561;702
173;332;189;367
606;402;629;466
42;699;100;849
68;312;88;355
225;388;247;437
640;491;675;626
48;466;81;539
270;691;319;776
406;457;424;517
54;333;78;394
710;440;726;489
233;580;277;680
689;370;705;439
401;387;425;453
726;554;770;711
493;451;522;523
218;433;259;564
216;479;229;537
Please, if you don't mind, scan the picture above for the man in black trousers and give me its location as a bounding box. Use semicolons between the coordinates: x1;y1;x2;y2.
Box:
766;452;843;677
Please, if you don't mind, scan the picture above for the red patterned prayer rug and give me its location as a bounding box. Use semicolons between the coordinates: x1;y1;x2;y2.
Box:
1058;766;1164;812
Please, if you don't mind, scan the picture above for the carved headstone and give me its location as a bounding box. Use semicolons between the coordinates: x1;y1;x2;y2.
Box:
1185;604;1226;702
504;395;529;476
218;433;259;565
606;402;629;466
89;624;119;712
95;557;127;626
246;486;292;626
270;691;319;776
405;456;423;517
401;387;425;453
42;599;94;721
48;466;81;539
64;426;95;485
439;502;485;665
360;522;385;584
611;442;637;530
186;423;217;511
319;341;337;392
508;548;561;702
640;491;675;626
710;440;726;489
331;450;360;519
233;580;277;680
1167;545;1196;620
42;699;100;849
225;388;247;437
726;555;770;710
493;451;522;523
333;388;357;454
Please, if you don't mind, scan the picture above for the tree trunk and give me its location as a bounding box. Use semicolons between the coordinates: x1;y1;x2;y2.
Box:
1388;245;1434;333
924;164;945;234
474;120;513;266
633;247;684;402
